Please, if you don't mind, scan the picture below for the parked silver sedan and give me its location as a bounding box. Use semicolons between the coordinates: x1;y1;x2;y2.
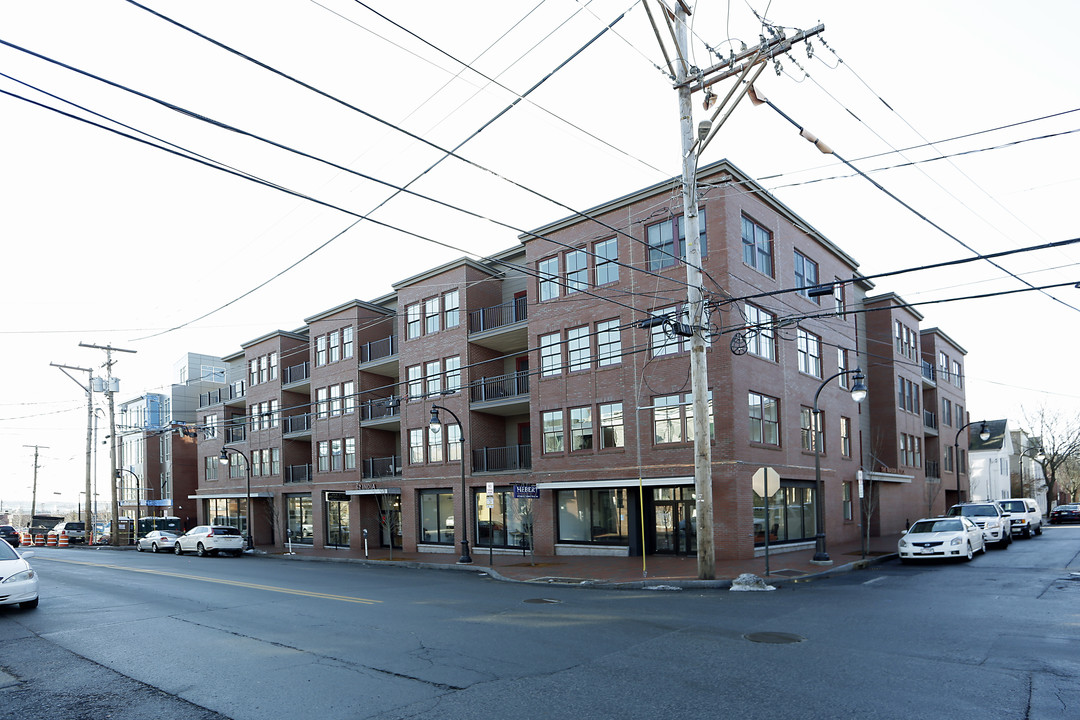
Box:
173;526;245;557
136;531;180;553
898;516;986;563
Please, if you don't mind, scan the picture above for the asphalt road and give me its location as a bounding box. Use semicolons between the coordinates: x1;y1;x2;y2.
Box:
3;525;1079;720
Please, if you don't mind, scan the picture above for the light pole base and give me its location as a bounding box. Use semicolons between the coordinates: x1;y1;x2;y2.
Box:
457;540;473;564
810;555;833;566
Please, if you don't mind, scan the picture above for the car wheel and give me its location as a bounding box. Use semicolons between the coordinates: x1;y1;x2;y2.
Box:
196;543;207;557
963;542;974;561
20;597;39;610
136;544;143;552
1023;527;1031;539
151;543;159;553
174;543;183;555
1035;524;1042;536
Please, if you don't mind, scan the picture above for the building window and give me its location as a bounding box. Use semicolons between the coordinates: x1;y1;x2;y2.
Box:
951;360;963;388
745;304;776;361
944;445;955;473
742;215;773;276
539;256;559;301
318;441;330;472
418;490;455;545
900;433;922;468
424;297;440;335
443;290;460;328
343;382;355;415
447;423;462;462
316;387;329;419
409;428;425;464
444;356;461;392
316;336;327;367
653;395;683;444
837;347;850;388
271;447;281;475
250;359;258;386
650;306;689;357
895;321;918;360
342;327;354;359
326;493;349;548
540;333;562;377
646;212;707;272
428;427;443;463
286;495;313;546
542;410;564;453
843;482;853;521
569;407;593;451
557;488;629;545
898;376;919;414
204;456;218;481
956;403;965;428
833;279;846;316
203;414;218;439
596;319;621;367
329;385;342;416
599;402;624;448
800;407;823;453
840;416;852;458
425;360;442;396
794;250;819;302
567;326;591;371
407;365;423;399
331;439;343;471
594;238;618;286
797;328;822;378
565;249;587;293
749;392;779;446
328;331;340;363
406;303;422;340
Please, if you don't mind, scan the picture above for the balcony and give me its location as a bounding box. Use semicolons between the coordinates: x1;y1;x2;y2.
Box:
926;460;941;480
358;336;398;378
283;362;310;392
285;464;313;484
199;381;246;409
923;409;939;436
921;360;937;387
283;413;312;438
224;424;246;444
362;455;402;479
360;398;400;428
468;298;528;352
472;444;531;473
469;372;529;415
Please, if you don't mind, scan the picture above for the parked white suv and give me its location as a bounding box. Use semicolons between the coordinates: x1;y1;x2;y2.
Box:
998;498;1043;538
946;502;1012;549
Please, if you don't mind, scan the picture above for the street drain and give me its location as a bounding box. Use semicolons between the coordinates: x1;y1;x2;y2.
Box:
744;632;805;644
524;598;562;604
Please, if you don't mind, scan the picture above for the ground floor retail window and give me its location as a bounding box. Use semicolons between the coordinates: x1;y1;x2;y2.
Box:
287;494;313;545
325;492;349;547
418;489;455;545
753;482;817;546
475;488;533;549
375;494;402;549
557;488;629;545
207;497;247;537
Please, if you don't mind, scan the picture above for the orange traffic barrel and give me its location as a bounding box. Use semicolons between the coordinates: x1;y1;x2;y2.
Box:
21;531;31;545
34;534;45;546
58;531;69;548
47;531;57;547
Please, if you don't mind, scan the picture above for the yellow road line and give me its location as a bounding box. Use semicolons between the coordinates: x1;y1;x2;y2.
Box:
37;556;381;605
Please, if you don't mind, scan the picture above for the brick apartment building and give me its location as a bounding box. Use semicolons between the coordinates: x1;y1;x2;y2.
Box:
190;159;969;562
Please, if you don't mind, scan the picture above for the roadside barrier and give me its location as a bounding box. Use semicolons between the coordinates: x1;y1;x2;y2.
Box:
47;531;57;547
34;534;45;546
21;531;31;545
58;531;69;548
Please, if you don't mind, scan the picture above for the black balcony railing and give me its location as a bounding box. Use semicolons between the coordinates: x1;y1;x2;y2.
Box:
362;455;402;479
285;464;312;484
360;398;400;422
284;413;312;434
199;388;222;408
468;296;528;333
472;444;531;473
926;460;941;478
924;410;938;430
469;372;529;403
224;425;246;444
284;362;309;384
359;336;397;364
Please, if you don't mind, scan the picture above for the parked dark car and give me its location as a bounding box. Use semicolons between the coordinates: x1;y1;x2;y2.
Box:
1048;504;1080;524
0;524;21;547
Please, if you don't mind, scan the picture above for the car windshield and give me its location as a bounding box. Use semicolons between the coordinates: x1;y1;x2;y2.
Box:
0;540;21;560
952;505;996;517
911;519;963;533
212;527;241;535
999;501;1025;512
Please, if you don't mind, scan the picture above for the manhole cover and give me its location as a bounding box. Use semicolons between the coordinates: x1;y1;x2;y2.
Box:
744;632;805;644
523;598;562;604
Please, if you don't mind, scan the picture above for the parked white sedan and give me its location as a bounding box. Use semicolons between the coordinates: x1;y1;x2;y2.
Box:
173;526;245;557
136;530;180;553
898;516;986;563
0;541;39;610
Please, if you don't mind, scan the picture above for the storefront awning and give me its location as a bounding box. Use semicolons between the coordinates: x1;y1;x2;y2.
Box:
534;476;693;490
188;492;275;500
346;487;401;496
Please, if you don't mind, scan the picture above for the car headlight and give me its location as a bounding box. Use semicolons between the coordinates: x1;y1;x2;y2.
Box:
2;568;35;583
898;538;908;548
950;536;963;546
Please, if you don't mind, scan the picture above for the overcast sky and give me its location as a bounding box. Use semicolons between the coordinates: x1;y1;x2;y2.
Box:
2;0;1078;507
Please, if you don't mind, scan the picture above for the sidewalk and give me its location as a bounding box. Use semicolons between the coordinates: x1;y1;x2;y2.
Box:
259;534;904;588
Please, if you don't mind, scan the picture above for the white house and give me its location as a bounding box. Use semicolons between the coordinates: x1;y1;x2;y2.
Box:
968;419;1013;502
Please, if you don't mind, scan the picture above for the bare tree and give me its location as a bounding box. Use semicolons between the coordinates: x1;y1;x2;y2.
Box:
1021;406;1080;509
375;493;400;560
925;478;944;517
1058;456;1080;503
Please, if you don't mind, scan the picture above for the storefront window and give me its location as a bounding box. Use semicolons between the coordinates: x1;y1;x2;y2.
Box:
418;490;455;545
287;494;313;545
475;488;533;549
207;497;247;537
326;492;349;547
556;489;629;545
753;482;817;546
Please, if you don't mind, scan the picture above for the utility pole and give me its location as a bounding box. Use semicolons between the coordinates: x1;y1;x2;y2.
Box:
645;2;823;578
80;342;137;545
51;363;94;526
24;444;48;519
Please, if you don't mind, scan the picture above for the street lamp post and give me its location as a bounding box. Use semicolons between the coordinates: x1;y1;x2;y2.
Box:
116;468;141;543
812;368;868;564
429;404;471;564
953;420;990;505
219;448;253;551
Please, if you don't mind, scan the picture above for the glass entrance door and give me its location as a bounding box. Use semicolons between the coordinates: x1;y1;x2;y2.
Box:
653;489;696;555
